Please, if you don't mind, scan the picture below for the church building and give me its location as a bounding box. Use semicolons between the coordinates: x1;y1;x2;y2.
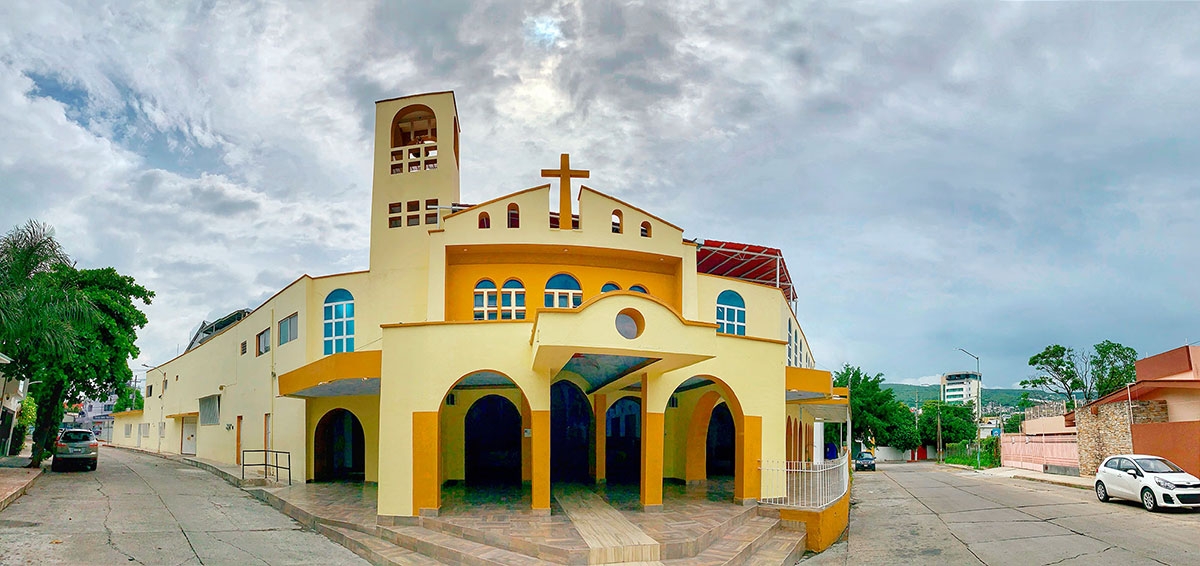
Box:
112;91;848;552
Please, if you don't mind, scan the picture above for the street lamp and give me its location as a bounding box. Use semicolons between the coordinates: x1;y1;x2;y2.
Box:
957;348;983;469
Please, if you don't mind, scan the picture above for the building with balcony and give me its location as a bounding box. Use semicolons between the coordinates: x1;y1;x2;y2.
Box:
112;91;849;560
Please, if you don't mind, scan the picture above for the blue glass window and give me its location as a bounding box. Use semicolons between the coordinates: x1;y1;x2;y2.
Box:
601;283;621;293
629;285;648;294
474;279;497;321
544;274;582;309
716;290;746;336
323;289;355;355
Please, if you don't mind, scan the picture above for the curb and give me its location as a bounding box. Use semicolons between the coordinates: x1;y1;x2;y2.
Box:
1008;475;1091;491
104;444;276;489
0;467;44;513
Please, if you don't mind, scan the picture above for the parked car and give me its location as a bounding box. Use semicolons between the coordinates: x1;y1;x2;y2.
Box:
52;429;98;472
1094;454;1200;511
854;452;876;471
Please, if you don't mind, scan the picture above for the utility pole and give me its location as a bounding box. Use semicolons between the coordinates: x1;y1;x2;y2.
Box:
936;406;942;464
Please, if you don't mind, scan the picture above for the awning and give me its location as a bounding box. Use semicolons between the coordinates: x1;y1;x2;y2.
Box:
696;239;796;300
165;412;199;419
278;350;382;398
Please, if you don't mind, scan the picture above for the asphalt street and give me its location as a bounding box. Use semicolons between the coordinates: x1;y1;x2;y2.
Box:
0;446;366;565
805;461;1200;565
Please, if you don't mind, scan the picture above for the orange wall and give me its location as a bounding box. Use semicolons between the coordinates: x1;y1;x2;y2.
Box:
779;492;850;552
1133;421;1200;477
445;245;681;321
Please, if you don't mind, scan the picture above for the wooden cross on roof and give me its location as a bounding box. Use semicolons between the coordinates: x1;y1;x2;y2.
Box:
541;153;589;230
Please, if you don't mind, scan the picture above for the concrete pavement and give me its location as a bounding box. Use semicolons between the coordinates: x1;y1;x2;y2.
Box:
0;445;366;565
804;462;1199;565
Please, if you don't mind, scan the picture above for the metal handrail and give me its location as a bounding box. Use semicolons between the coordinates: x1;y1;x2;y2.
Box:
241;449;291;486
758;454;849;509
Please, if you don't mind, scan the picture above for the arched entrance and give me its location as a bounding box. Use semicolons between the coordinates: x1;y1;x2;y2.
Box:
314;408;365;481
706;403;735;477
605;396;641;484
464;395;522;485
551;381;593;483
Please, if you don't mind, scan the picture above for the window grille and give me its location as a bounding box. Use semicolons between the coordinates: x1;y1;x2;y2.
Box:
199;394;221;426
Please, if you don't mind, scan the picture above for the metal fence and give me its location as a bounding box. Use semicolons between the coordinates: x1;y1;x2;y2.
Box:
758;455;848;509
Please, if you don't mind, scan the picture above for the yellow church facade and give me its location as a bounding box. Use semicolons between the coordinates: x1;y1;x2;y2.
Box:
112;92;847;541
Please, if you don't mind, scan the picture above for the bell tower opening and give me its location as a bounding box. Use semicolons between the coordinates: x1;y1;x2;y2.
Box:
390;104;438;174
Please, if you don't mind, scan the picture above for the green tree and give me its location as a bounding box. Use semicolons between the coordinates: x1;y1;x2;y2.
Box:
1091;340;1138;399
1021;344;1085;410
879;400;922;451
1003;413;1023;433
917;401;976;449
112;383;144;413
25;265;152;465
833;364;897;448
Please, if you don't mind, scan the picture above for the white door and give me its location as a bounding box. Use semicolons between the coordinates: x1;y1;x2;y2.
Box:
182;418;197;455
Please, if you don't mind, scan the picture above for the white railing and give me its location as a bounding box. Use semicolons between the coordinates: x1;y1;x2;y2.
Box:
759;455;848;509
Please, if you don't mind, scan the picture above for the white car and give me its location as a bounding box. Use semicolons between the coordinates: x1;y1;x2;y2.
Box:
1094;454;1200;511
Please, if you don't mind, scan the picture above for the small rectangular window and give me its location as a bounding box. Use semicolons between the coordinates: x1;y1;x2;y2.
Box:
279;313;298;346
146;384;153;398
407;215;420;226
389;217;403;228
407;200;420;212
389;202;404;214
425;198;438;210
158;422;166;438
199;395;221;426
240;341;247;355
124;424;132;438
256;328;270;356
425;213;438;225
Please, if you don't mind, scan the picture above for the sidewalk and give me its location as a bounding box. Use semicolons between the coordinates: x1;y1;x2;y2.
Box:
0;444;44;513
106;443;288;488
957;464;1092;490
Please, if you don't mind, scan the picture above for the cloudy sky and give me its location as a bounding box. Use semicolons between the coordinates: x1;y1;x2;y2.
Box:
2;1;1199;389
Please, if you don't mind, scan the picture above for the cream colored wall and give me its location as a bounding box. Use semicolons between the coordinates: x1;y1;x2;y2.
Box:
438;387;526;482
1142;389;1200;422
1022;415;1073;434
697;274;788;344
662;384;728;480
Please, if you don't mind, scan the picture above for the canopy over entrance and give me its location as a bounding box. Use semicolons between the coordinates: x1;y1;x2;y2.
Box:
278;351;381;397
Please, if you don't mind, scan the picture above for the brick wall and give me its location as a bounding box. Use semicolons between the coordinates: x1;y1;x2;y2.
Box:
1076;400;1167;477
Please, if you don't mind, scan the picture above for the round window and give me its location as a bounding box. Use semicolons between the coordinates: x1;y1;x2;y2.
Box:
616;308;644;339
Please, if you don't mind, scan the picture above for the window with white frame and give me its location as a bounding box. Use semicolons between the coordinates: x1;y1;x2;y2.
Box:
544;274;583;308
139;423;150;437
256;328;270;356
474;279;498;320
323;289;355;355
716;290;746;336
124;424;132;438
279;312;298;346
500;279;526;320
158;422;166;438
199;394;221;426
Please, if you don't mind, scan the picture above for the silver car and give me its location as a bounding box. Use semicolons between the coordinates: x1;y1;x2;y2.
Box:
52;429;98;471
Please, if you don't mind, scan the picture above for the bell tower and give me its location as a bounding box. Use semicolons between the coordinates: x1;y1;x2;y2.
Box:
369;91;461;271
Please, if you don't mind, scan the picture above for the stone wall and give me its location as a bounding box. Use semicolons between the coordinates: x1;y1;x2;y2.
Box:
1076;400;1167;477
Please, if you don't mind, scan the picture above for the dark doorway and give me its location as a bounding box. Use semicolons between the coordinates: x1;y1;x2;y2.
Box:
706;403;735;477
464;395;522;485
551;381;593;482
314;408;365;481
605;397;642;484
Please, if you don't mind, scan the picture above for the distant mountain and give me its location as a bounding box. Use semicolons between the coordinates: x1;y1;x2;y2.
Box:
881;383;1058;408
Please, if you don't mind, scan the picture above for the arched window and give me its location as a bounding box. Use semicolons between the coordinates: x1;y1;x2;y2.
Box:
716;290;745;336
501;279;526;320
601;282;621;293
474;279;498;320
507;204;520;228
629;285;648;294
390;105;438;175
323;289;355;354
611;210;623;234
478;212;490;229
544;274;583;309
640;221;652;237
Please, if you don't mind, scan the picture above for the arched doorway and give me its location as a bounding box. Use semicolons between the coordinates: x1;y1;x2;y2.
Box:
605;397;641;484
551;381;592;483
706;403;735;477
464;395;522;485
314;408;365;481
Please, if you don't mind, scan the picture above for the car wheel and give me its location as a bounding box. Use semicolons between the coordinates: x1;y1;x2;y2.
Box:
1095;481;1110;502
1141;488;1158;512
50;459;61;472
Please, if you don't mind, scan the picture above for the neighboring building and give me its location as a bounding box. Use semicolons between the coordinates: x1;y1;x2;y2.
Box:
1;352;26;455
1070;345;1200;477
111;92;847;537
941;371;982;416
74;394;119;442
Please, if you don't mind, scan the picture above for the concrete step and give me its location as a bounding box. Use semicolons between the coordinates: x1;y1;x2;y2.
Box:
742;527;806;566
319;524;448;566
420;516;582;564
656;504;759;560
661;516;779;566
380;524;554;565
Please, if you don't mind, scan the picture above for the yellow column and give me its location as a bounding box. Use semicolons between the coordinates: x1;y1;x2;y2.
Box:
593;394;606;484
412;411;440;516
640;377;664;511
531;410;551;514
